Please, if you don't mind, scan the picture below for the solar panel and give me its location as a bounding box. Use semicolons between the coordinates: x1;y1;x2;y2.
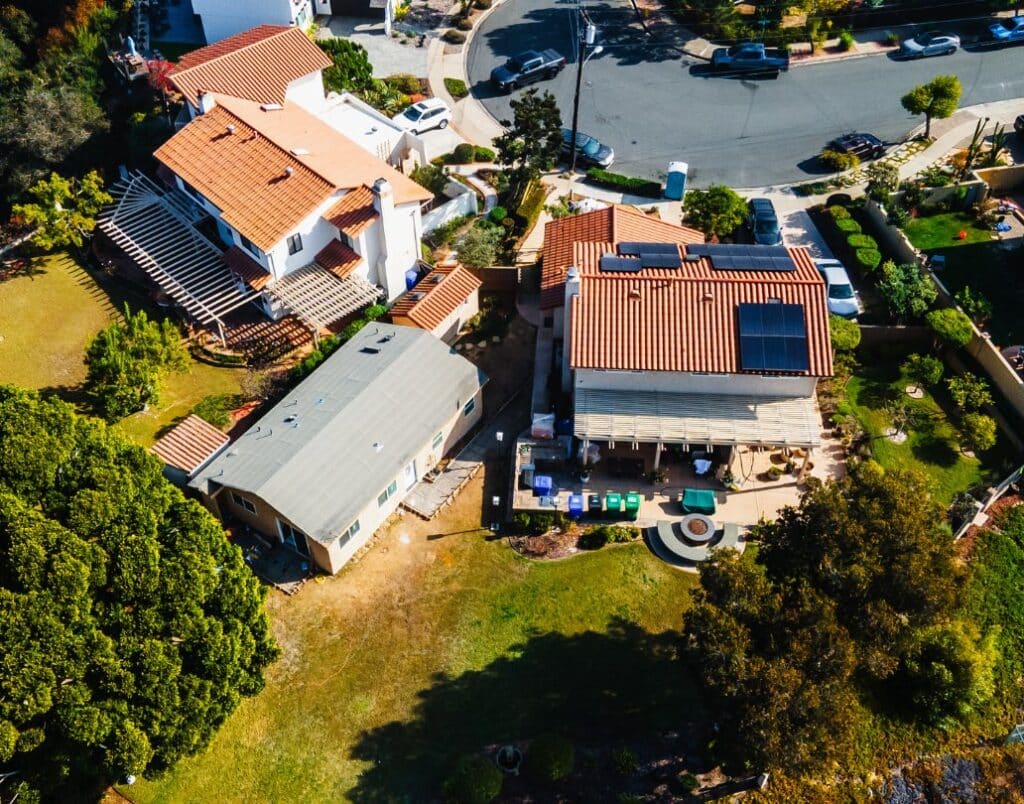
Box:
685;243;795;272
599;254;642;273
737;303;809;372
639;253;683;269
618;242;680;256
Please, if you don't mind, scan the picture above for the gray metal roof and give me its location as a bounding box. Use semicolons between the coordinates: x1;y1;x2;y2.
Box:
190;324;485;544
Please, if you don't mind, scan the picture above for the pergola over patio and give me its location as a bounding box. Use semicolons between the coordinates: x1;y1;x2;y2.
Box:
98;171;262;343
265;263;380;339
574;388;822;470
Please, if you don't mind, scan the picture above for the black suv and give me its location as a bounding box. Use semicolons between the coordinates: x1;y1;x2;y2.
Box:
829;132;885;160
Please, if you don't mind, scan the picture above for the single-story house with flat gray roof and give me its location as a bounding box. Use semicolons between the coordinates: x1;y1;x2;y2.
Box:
190;323;486;574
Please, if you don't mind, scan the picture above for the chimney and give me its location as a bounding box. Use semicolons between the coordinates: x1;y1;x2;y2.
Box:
371;178;401;299
197;91;216;115
561;266;581;393
284;166;294;177
226;124;236;135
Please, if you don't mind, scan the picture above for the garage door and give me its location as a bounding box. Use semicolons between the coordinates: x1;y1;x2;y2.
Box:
330;0;384;17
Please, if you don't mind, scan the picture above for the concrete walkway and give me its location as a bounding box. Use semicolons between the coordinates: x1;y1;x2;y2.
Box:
320;17;430;77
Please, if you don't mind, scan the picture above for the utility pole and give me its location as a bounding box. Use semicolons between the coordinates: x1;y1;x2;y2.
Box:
568;21;601;200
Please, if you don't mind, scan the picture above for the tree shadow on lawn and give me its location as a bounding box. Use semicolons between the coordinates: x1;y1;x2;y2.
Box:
347;618;702;801
910;431;961;469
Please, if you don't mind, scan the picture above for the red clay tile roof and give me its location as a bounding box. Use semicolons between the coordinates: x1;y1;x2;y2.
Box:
324;186;378;235
568;245;833;377
315;239;364;280
171;26;331;106
151;414;229;474
390;262;482;332
540;206;704;309
223;246;272;290
154;97;430;251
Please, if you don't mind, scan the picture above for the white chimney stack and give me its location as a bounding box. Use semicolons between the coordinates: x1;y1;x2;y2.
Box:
561;266;582;393
371;178;402;299
197;91;216;115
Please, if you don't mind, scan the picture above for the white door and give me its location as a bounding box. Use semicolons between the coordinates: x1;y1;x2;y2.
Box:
403;460;417;490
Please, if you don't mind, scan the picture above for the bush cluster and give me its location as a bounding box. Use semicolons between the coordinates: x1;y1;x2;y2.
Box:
512;511;568;535
444;29;467;43
835;217;862;235
585;168;662;198
855;248;882;272
444;77;469;100
453;142;477;163
847;233;876;250
820;148;860;172
443;754;502;804
579;525;639;550
514;179;549;237
488;205;508;224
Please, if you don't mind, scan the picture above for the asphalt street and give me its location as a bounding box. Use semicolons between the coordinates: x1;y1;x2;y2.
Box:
466;0;1024;187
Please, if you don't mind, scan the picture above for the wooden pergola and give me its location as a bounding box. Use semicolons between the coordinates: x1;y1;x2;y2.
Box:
265;263;381;344
98;171;262;344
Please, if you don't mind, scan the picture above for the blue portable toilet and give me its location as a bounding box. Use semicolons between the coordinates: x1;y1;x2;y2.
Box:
665;161;688;201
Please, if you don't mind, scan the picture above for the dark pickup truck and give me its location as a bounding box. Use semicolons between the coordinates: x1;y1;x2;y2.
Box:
711;42;790;74
490;49;567;92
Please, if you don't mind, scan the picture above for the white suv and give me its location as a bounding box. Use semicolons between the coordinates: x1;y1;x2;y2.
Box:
392;98;452;134
816;259;863;319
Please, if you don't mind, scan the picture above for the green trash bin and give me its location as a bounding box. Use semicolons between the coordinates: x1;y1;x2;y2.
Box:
624;492;641;521
604;493;623;518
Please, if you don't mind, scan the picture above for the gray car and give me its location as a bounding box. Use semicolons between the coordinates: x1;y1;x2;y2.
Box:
900;31;960;58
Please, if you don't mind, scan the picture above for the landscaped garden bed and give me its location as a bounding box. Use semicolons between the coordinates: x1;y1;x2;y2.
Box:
509;512;641;559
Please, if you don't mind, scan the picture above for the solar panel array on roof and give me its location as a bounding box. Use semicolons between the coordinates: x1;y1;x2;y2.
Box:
737;302;809;372
640;253;683;269
599;254;643;273
618;242;681;256
686;244;796;272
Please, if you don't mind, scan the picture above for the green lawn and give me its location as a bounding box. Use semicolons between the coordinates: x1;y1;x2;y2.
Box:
129;513;699;802
843;361;997;505
0;253;243;446
903;212;1023;345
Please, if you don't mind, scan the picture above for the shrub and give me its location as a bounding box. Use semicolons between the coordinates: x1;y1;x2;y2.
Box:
828;204;851;220
830;314;861;353
611;748;638;775
444;29;466;43
443;754;502;804
191;394;234;429
838;30;856;51
474;145;496;162
456;223;502;270
579;525;632;550
318;38;374;94
677;771;700;793
846;233;876;250
411;162;450;200
514;178;548;236
475;0;492;7
927;308;974;349
960;412;997;453
820;148;860;172
888;205;911;229
947;373;993;412
444;77;469;100
854;248;882;272
488;205;507;224
955;286;992;324
884;30;900;46
456;16;474;30
452;142;477;163
586;168;661;198
835;217;862;235
528;734;575;783
903;353;944;391
384;73;420;94
425;214;471;248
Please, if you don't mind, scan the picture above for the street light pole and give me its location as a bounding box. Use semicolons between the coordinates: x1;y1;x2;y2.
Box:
568;22;597;200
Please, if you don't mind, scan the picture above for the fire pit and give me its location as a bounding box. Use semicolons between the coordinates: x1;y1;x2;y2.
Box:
680;513;716;544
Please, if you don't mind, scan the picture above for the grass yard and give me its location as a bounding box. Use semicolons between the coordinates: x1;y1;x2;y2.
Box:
903;213;1024;345
129;476;699;802
843;360;999;505
0;253;243;446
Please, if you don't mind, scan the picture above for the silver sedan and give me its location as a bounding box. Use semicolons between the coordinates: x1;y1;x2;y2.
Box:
900;31;961;58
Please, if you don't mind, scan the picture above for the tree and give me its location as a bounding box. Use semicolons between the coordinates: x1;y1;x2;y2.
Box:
902;353;943;393
901;75;962;139
455;223;501;271
84;306;189;422
927;308;973;349
0;387;278;800
11;169;111;251
318;38;374;94
954;286;992;324
865;161;899;202
492;88;562;196
682;185;747;241
829;313;861;353
410;162;449;201
960;412;997;453
947;372;993;412
876;259;937;321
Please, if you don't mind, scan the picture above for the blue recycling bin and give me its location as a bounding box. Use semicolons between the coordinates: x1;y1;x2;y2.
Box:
568;494;584;520
532;475;553;498
665;161;688;201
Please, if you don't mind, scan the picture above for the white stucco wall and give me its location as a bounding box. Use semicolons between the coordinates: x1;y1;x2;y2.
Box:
574;368;818;398
286;71;327;114
361;200;423;302
192;0;313;44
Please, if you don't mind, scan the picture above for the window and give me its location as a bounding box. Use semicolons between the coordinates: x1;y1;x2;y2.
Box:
432;431;444;450
231;492;256;514
240;235;261;258
277;518;310;557
286;233;303;255
462;398;476;416
338;519;360;548
388;479;398;496
377;480;399;508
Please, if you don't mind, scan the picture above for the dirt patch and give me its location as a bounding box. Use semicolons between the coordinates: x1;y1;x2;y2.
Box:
509;526;580;559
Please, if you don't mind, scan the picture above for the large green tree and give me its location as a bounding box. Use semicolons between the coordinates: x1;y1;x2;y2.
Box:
682;185;747;241
901;75;962;139
493;88;562;197
84;306;189;422
11;169;111;251
0;387;278;800
876;259;937;321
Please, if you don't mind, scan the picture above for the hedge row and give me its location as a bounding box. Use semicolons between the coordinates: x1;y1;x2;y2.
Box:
514;179;548;237
585;168;662;199
824;203;882;273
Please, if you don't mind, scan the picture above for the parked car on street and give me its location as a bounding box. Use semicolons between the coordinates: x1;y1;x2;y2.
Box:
829;132;885;161
899;31;960;58
990;16;1024;44
490;49;566;92
748;198;782;246
711;42;789;74
392;98;452;134
560;128;614;168
816;259;863;319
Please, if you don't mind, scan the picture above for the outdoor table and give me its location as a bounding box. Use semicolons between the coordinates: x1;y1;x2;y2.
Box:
605;493;623;517
624;492;641;521
680;513;716;544
679;487;717;515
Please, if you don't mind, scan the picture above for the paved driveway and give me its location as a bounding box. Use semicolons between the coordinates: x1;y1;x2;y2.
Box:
467;0;1024;186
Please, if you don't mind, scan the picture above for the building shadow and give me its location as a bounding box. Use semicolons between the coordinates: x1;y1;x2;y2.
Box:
346;618;704;800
